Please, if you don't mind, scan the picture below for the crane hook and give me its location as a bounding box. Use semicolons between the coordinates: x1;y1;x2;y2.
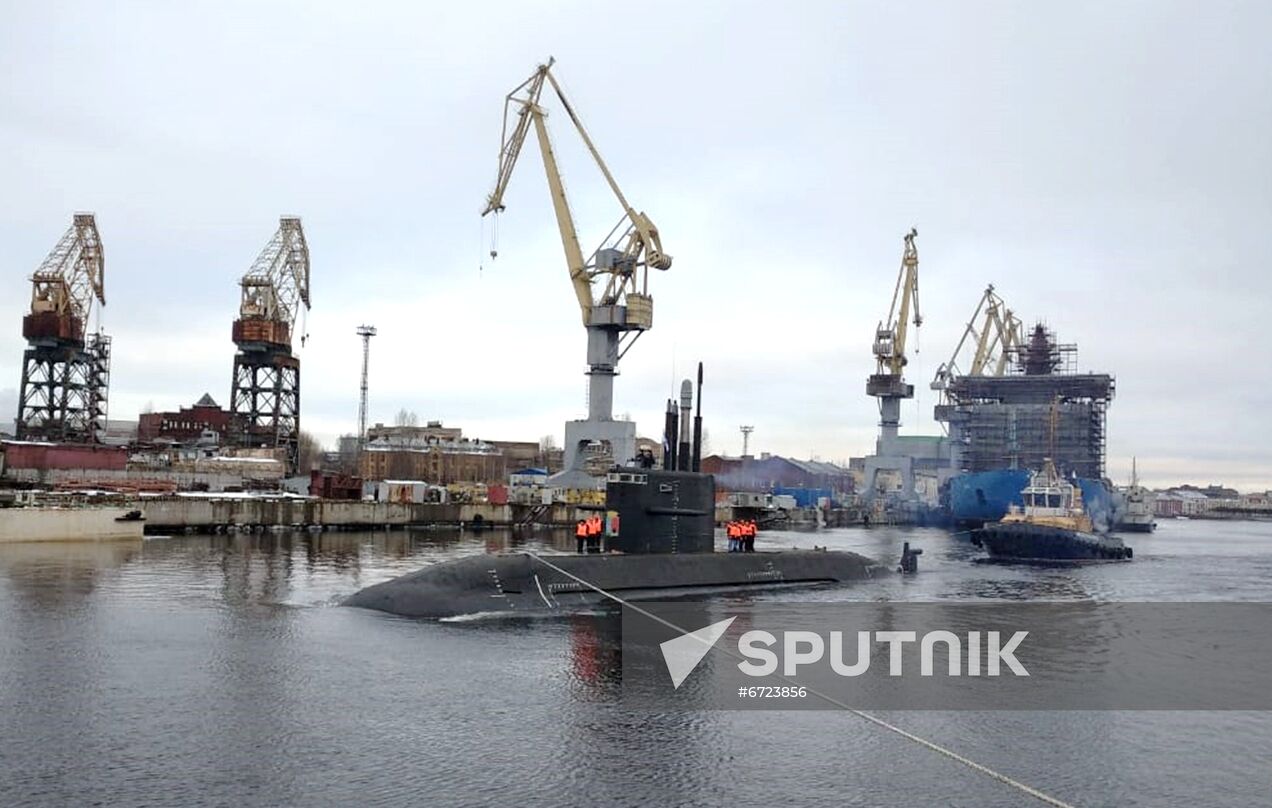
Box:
489;211;500;260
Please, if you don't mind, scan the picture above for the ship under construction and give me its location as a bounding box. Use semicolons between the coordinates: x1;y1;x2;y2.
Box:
936;322;1114;480
933;319;1116;527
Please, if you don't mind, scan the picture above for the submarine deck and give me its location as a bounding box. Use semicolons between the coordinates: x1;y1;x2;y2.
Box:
343;550;878;619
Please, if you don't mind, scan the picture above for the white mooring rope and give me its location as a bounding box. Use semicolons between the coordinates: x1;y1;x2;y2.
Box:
526;551;1078;808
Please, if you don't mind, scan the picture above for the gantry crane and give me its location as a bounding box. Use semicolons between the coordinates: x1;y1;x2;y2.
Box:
482;57;671;482
930;284;1024;405
16;213;111;443
229;217;311;473
863;229;922;501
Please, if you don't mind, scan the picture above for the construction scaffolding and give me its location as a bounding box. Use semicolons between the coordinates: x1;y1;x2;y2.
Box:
935;325;1113;479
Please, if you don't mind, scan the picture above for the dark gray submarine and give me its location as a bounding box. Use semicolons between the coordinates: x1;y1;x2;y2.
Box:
343;365;877;619
343;469;877;619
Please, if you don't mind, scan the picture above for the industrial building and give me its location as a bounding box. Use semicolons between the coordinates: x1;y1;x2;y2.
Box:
701;454;854;498
367;421;461;443
358;432;506;486
356;421;563;485
488;440;563;474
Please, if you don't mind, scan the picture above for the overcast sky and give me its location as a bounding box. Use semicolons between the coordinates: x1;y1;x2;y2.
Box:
2;1;1269;490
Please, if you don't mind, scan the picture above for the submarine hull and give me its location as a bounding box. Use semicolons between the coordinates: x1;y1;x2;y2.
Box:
342;550;877;619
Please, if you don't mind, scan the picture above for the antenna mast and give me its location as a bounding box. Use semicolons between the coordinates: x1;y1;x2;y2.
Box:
356;325;377;446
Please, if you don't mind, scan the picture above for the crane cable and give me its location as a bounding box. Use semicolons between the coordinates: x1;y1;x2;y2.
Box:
525;551;1079;808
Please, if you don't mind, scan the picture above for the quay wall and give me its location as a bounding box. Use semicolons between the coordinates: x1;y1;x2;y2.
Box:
0;507;145;543
138;498;582;532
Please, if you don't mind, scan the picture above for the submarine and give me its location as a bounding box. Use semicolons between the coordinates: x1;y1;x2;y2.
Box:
343;468;878;619
344;366;878;620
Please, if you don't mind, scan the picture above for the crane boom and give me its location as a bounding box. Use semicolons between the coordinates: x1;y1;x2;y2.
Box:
482;58;670;328
28;213;105;340
238;217;310;333
872;228;921;379
930;284;1024;397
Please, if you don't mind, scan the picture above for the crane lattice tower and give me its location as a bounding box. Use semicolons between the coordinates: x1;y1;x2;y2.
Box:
229;217;311;473
16;213;110;444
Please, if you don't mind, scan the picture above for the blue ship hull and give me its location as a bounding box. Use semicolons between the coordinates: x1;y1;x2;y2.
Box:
948;470;1116;530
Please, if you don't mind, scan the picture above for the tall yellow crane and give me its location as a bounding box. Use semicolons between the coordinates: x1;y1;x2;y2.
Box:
871;228;922;382
867;228;922;421
481;58;671;481
863;229;922;502
482;57;670;327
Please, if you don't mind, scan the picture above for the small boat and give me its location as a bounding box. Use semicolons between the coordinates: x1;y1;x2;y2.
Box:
971;459;1132;561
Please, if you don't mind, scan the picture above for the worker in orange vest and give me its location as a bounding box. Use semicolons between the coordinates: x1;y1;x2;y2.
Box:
587;514;603;553
575;519;588;553
726;520;739;552
744;519;757;553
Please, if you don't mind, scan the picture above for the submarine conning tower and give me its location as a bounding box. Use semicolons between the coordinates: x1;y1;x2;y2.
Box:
605;468;716;555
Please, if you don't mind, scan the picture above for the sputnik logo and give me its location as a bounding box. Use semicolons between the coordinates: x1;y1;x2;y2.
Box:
659;617;737;689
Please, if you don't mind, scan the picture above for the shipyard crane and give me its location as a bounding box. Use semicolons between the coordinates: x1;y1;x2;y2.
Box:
867;228;922;434
930;284;1024;404
16;213;112;443
863;229;922;501
229;217;311;473
237;217;310;336
481;57;672;483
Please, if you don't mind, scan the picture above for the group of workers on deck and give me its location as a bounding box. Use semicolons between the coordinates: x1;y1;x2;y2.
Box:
575;514;608;554
726;519;757;553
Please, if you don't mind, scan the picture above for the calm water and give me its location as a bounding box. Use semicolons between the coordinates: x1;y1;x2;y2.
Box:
2;520;1271;807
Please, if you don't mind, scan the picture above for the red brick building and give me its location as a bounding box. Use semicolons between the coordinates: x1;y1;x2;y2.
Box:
138;394;234;444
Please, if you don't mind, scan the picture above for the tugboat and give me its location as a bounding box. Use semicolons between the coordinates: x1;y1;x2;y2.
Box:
971;459;1132;560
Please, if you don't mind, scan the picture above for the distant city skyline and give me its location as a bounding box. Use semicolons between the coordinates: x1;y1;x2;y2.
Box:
2;2;1269;490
